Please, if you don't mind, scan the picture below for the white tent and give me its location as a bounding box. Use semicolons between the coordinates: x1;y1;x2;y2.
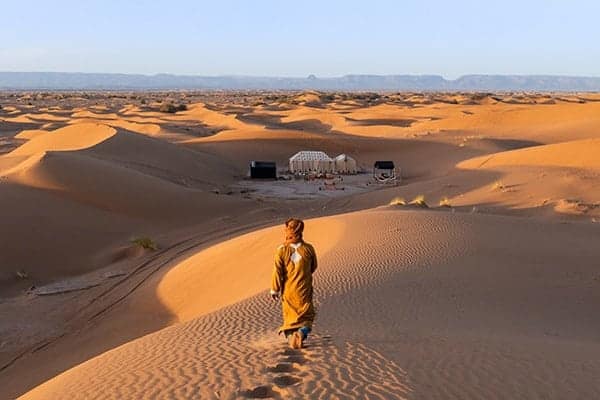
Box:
289;151;335;173
334;154;357;174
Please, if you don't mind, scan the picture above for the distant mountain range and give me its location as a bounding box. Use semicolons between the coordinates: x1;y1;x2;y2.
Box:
1;72;600;91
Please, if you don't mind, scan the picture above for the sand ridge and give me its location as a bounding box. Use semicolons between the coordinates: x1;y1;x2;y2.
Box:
19;209;600;399
0;120;244;294
458;138;600;170
9;122;117;157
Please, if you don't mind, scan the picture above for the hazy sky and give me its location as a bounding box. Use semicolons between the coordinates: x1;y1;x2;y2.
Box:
1;0;599;77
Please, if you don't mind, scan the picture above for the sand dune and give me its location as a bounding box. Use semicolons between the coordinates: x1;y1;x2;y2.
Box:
0;180;143;290
452;139;600;217
22;113;70;122
185;103;249;131
20;209;600;399
225;99;600;144
14;129;50;140
4;122;236;190
156;218;345;323
0;122;243;294
1;115;39;124
70;118;162;136
75;126;237;188
9;123;117;157
71;110;122;120
12;151;219;219
3;91;600;399
458;138;600;170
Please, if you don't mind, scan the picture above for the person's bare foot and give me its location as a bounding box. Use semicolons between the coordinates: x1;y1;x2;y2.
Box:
289;331;303;349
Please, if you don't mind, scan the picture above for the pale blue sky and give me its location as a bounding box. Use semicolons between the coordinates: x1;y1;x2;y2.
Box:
1;0;599;78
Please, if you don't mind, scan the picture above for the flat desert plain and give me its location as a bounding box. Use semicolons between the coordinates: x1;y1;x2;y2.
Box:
1;91;600;399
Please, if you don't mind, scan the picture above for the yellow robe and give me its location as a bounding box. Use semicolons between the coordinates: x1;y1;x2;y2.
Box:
271;241;317;333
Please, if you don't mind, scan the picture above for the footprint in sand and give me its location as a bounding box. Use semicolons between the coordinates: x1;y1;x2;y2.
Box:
266;363;296;373
247;334;334;396
281;348;301;356
273;375;301;387
281;354;306;364
241;385;276;399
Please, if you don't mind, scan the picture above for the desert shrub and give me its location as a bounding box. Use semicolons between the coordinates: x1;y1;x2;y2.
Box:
159;102;177;113
159;102;187;113
439;197;451;207
389;197;406;206
491;181;505;191
410;195;429;208
131;237;158;250
15;270;28;279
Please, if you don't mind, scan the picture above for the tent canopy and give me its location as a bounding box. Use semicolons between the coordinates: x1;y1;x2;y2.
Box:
334;153;357;174
289;151;335;173
335;153;354;162
290;151;333;162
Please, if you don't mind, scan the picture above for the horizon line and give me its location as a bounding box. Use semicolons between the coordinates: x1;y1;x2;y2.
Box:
2;71;600;80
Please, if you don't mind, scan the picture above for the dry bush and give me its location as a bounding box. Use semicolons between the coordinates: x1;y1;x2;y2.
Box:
159;102;187;113
159;103;176;113
491;181;505;191
410;195;429;208
439;197;452;207
389;197;406;206
131;237;158;250
15;270;29;279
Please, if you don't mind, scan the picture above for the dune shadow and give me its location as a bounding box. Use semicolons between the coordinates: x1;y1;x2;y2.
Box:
345;117;417;127
236;113;285;127
236;112;334;133
484;138;543;151
0;137;25;155
157;121;226;137
0;121;43;137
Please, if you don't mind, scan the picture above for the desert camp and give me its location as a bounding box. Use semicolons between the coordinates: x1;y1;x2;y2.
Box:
288;151;358;175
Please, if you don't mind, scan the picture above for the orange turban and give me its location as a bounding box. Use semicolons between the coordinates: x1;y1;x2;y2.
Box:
285;218;304;245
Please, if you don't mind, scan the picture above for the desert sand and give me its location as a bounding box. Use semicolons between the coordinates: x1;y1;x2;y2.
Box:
1;91;600;399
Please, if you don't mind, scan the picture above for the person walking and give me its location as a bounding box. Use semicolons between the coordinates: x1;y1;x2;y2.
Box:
270;218;318;349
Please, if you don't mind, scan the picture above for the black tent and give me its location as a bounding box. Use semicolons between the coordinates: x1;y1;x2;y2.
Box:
373;160;397;183
250;161;277;179
374;161;395;170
